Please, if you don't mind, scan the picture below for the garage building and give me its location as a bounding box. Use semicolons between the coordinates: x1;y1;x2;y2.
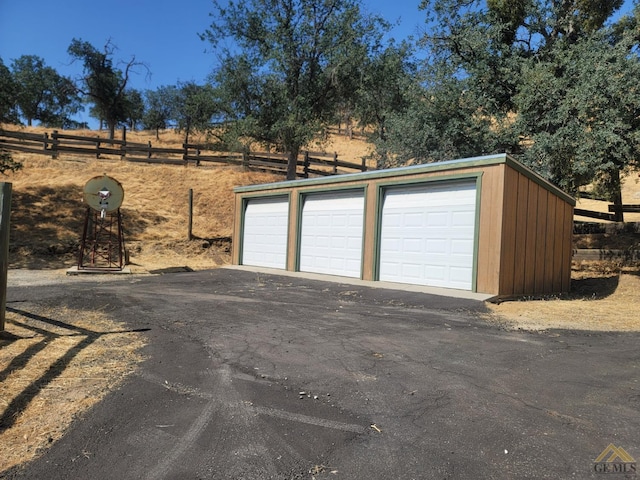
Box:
232;153;575;297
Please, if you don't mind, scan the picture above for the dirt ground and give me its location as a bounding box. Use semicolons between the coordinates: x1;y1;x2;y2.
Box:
1;126;640;474
485;262;640;331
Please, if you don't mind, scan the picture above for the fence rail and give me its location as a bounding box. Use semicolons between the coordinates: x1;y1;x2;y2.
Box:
0;128;368;178
575;206;640;222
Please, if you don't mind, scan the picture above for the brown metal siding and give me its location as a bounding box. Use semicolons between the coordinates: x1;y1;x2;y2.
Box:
498;165;574;296
543;194;558;291
498;165;519;295
476;165;505;295
534;189;549;293
232;195;242;265
362;182;378;281
286;192;301;271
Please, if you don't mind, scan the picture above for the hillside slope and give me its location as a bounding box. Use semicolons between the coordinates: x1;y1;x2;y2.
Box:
2;127;373;270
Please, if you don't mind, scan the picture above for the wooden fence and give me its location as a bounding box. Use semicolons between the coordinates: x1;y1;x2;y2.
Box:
0;128;368;178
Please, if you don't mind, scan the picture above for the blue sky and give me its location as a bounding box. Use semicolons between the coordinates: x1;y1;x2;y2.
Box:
0;1;425;95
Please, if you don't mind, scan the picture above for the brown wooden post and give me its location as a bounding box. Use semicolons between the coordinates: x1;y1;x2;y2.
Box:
96;138;101;159
147;141;152;159
121;126;127;160
242;151;249;170
43;132;49;153
51;130;59;159
303;151;310;178
0;182;11;332
361;157;367;172
333;152;338;174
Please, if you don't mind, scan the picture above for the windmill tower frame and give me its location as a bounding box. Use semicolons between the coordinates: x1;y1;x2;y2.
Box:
77;175;126;271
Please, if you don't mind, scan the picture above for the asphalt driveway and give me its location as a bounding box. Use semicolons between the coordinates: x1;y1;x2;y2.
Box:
3;268;640;479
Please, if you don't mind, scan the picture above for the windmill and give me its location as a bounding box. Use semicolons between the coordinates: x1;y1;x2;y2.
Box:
77;174;126;271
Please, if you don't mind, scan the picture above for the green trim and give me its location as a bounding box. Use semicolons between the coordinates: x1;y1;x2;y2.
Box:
295;186;367;276
290;182;368;196
373;174;482;292
238;190;294;200
375;172;482;189
233;153;575;206
372;184;384;281
238;193;290;267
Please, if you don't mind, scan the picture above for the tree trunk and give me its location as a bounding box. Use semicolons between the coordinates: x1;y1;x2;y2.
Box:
610;169;624;222
107;120;116;140
286;147;299;180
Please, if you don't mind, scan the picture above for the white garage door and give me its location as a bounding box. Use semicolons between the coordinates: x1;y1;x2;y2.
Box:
299;191;365;278
379;181;477;290
242;197;289;269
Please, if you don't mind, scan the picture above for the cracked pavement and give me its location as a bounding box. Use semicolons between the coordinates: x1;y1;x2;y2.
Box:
3;268;640;479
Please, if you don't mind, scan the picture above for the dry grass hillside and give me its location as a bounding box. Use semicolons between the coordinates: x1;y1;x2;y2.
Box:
2;125;373;271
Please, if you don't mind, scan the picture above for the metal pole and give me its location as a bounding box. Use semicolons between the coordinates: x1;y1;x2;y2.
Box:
0;182;12;331
188;189;193;240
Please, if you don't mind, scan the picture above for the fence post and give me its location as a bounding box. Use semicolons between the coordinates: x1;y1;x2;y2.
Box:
182;144;188;165
121;126;127;160
361;157;367;172
43;132;49;153
147;141;152;159
333;152;338;174
51;130;59;159
242;151;249;170
303;151;310;178
188;188;193;240
0;182;12;332
96;138;101;159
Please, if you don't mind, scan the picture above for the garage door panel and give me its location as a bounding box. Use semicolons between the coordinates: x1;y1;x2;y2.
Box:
379;181;477;290
403;238;422;253
425;265;446;281
300;191;364;278
242;197;289;269
451;239;473;255
452;211;475;226
426;239;447;254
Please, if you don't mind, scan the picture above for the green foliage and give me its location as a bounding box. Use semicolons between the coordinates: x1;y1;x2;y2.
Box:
143;85;179;138
515;33;640;196
355;42;416;141
10;55;81;127
380;0;640;201
0;150;22;175
203;0;388;179
123;89;144;130
0;58;19;124
174;82;219;144
377;72;517;168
